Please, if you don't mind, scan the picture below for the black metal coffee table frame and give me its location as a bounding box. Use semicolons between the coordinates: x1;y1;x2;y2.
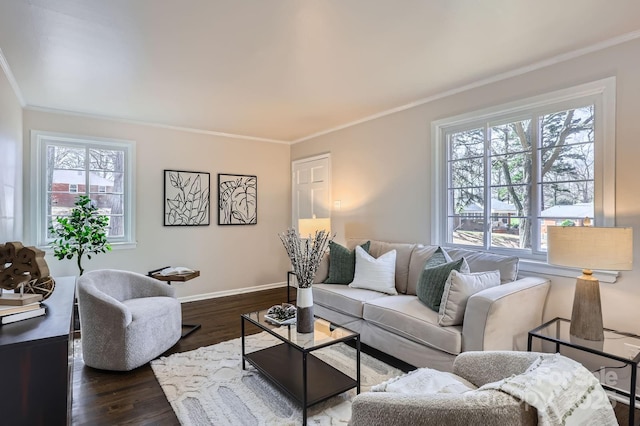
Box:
241;311;360;425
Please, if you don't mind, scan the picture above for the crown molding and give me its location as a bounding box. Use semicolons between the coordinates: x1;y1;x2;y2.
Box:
24;105;290;144
6;29;640;145
291;30;640;144
0;48;26;107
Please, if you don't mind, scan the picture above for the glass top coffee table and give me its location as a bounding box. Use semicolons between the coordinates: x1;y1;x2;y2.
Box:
241;310;361;425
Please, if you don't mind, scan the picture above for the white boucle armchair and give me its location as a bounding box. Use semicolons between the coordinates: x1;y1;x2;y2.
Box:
77;269;182;371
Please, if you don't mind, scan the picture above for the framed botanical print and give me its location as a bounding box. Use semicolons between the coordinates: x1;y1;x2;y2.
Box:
164;170;211;226
217;173;257;225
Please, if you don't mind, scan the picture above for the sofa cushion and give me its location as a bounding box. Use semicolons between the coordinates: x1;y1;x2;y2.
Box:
313;283;387;318
438;270;501;326
407;245;452;295
314;253;330;283
348;239;417;294
324;240;371;284
417;258;469;312
363;295;463;354
349;246;398;295
446;248;519;283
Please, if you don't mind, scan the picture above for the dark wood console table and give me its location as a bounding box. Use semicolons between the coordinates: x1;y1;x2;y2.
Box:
0;276;75;425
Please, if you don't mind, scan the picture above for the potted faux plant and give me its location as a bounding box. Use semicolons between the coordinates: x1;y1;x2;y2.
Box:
279;228;332;333
49;195;112;276
49;195;111;332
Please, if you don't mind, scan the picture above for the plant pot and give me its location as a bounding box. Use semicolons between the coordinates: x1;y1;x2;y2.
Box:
296;287;314;333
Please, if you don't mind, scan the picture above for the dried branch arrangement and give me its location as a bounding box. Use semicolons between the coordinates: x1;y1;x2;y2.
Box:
279;228;333;288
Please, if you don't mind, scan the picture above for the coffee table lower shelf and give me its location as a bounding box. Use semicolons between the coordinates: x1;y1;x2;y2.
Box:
244;343;357;407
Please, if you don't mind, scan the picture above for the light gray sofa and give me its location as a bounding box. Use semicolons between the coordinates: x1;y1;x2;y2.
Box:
312;240;550;371
77;269;182;371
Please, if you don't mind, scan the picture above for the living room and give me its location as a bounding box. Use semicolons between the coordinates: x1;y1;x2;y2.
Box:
1;2;640;425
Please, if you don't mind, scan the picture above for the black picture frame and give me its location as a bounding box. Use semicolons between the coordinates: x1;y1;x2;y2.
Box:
217;173;257;225
163;170;211;226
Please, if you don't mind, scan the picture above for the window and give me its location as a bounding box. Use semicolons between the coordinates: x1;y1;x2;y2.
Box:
432;78;615;259
31;131;136;248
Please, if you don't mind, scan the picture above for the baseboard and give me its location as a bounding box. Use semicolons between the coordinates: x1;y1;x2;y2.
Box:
177;281;287;303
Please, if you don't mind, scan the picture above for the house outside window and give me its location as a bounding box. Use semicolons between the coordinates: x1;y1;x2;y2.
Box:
431;78;616;260
31;131;136;248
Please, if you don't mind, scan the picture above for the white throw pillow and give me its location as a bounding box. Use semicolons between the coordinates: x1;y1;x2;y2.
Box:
438;270;501;326
348;246;398;295
371;367;476;394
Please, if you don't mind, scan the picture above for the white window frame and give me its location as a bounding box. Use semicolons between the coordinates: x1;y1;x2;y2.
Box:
31;131;137;249
431;78;617;280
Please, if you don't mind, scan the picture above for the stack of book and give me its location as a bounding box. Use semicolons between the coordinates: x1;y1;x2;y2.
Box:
0;301;46;325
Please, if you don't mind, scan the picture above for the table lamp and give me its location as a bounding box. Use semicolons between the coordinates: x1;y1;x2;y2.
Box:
547;226;633;341
298;217;331;238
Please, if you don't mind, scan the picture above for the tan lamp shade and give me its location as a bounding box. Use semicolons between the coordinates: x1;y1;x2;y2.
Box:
547;226;633;271
298;217;331;238
547;226;633;341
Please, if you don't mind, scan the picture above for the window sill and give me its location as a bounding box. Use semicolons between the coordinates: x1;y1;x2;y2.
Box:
518;258;619;283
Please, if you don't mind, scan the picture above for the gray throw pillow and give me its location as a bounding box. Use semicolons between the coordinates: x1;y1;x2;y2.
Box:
324;241;371;284
417;257;468;312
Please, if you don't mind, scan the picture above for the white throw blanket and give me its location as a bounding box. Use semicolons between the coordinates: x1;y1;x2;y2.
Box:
479;353;617;426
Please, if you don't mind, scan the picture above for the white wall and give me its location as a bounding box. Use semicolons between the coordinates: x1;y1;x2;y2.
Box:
0;64;22;242
23;110;292;299
292;37;640;334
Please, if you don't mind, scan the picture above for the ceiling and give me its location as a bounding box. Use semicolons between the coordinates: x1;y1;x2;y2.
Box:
1;1;639;142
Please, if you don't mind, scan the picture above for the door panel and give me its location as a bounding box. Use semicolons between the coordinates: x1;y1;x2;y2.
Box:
292;155;331;229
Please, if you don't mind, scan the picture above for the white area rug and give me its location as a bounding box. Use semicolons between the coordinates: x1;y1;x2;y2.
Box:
150;331;403;425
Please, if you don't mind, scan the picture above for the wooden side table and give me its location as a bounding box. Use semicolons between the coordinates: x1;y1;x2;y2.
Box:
148;267;201;338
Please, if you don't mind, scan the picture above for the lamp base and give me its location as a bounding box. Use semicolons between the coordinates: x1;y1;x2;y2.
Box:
569;275;604;341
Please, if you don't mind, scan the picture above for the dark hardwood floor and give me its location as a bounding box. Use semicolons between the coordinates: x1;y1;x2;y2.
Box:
72;286;638;425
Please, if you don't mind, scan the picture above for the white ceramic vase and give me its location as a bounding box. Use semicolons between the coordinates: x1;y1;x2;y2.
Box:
296;287;314;333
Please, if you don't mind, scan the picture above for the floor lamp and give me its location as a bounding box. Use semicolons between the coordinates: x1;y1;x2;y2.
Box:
547;226;633;341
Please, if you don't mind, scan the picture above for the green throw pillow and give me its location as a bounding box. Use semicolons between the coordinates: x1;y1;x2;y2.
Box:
417;257;466;312
324;241;371;284
425;247;448;269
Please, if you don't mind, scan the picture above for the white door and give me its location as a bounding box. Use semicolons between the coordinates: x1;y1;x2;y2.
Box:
292;154;331;229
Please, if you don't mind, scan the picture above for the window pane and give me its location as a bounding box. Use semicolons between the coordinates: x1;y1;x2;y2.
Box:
450;188;484;215
48;145;85;171
490;216;525;249
488;120;532;250
449;128;484;161
540;182;594;212
449;216;484;246
93;194;125;237
89;148;125;172
450;157;483;189
105;215;124;238
541;106;594;150
538;105;594;251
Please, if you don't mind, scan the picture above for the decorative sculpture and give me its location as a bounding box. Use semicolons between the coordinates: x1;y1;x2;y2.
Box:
0;242;55;300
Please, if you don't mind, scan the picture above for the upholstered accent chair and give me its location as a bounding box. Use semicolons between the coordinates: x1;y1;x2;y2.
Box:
351;351;616;426
77;269;182;371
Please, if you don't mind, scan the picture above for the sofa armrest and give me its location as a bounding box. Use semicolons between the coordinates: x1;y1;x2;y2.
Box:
452;351;543;387
350;391;536;426
462;277;550;352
